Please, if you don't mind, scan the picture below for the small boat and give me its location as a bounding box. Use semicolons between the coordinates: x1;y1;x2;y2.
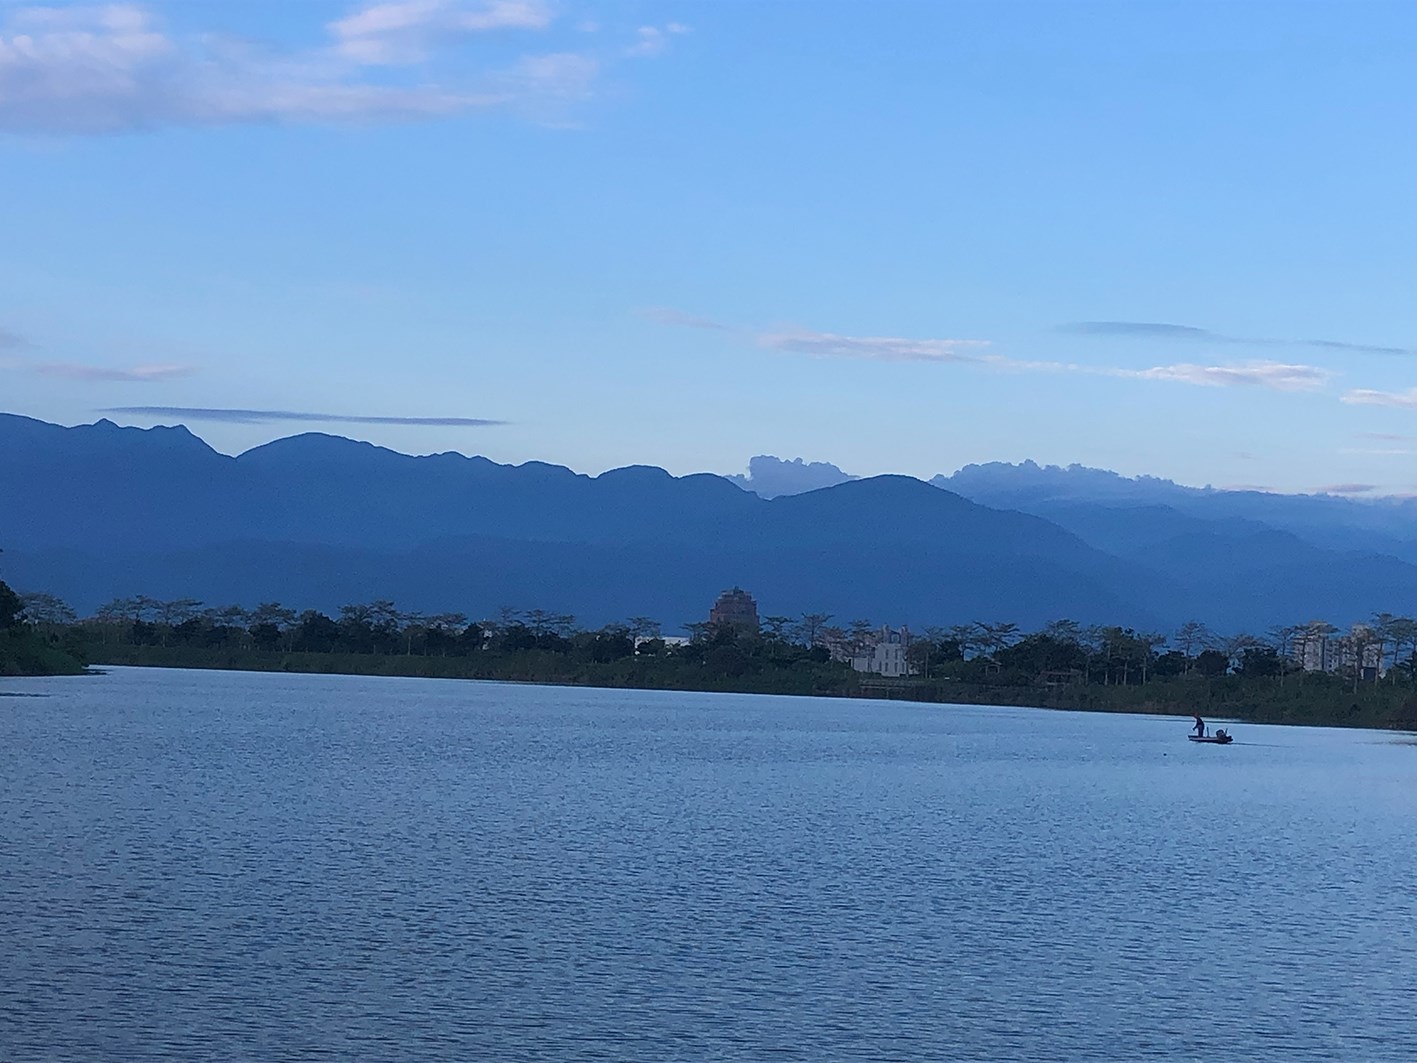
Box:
1189;728;1233;744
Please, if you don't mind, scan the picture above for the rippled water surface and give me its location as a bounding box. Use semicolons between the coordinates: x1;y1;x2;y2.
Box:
3;667;1417;1061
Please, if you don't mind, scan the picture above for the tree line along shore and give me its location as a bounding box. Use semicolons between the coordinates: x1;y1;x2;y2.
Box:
8;585;1417;730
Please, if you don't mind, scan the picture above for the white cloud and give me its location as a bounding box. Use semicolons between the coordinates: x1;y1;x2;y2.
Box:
0;1;592;132
1113;361;1331;392
36;361;193;381
505;51;599;101
636;307;731;330
648;309;1332;394
626;22;689;58
330;0;552;64
1342;387;1417;409
759;329;990;363
1314;482;1378;495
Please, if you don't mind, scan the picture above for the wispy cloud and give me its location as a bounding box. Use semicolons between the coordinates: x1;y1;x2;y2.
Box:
637;307;732;330
759;330;990;363
500;51;599;107
1062;320;1412;357
0;326;28;350
38;362;193;381
1357;431;1417;442
625;22;689;58
1063;321;1213;340
1315;482;1378;495
1112;361;1331;392
648;308;1328;391
1341;387;1417;409
0;1;609;132
330;0;552;64
102;405;506;426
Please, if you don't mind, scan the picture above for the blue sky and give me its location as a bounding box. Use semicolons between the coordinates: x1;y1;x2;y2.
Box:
2;0;1414;494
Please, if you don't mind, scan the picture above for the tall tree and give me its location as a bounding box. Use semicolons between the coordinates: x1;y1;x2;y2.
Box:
795;613;833;647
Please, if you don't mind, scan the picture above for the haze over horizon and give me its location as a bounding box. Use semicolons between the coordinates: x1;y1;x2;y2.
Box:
3;1;1414;494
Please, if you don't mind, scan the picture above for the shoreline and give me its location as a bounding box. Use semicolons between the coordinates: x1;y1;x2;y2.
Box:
78;651;1417;734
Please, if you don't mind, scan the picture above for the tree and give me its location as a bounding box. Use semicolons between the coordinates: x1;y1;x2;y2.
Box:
684;621;711;644
1173;621;1213;672
19;592;77;627
909;626;963;678
249;622;283;651
971;621;1020;659
1267;623;1305;685
156;598;203;627
1344;624;1380;694
338;603;378;653
1041;619;1084;645
1368;612;1409;682
1236;646;1283;678
760;615;792;641
1388;617;1417;683
425;613;469;656
1221;633;1266;674
948;624;981;659
1293;620;1339;681
249;602;296;629
625;616;662;641
585;624;635;662
1194;649;1230;677
0;579;23;629
292;611;340;653
795;613;833;647
847;618;874;653
398;611;427;655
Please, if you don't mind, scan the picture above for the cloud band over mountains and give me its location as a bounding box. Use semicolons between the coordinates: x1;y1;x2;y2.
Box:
647;309;1332;392
102;406;507;426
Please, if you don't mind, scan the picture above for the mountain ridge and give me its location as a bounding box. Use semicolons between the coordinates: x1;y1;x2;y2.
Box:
4;414;1415;632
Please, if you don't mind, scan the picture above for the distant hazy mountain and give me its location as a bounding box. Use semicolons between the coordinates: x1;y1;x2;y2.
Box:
726;455;857;498
5;414;1416;632
934;460;1417;559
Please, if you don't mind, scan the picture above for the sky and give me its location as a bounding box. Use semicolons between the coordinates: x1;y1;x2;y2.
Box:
2;0;1415;495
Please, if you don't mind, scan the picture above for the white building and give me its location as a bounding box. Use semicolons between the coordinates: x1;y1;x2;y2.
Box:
1292;623;1383;678
835;625;914;678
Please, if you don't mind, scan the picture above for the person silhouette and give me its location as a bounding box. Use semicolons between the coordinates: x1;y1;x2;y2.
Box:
1192;714;1206;737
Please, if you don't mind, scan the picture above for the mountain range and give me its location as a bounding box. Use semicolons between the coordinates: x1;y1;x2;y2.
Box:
3;412;1415;634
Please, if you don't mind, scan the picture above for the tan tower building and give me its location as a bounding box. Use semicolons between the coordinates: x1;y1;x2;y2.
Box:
708;587;760;635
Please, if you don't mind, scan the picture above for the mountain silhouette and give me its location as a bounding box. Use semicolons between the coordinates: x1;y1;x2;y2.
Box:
4;413;1415;632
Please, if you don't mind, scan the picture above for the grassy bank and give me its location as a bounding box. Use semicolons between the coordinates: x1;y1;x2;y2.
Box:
91;644;1417;730
91;644;857;698
870;674;1417;730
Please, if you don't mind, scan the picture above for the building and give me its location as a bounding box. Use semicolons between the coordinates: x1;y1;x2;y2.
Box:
1291;622;1383;678
828;625;914;678
708;587;759;635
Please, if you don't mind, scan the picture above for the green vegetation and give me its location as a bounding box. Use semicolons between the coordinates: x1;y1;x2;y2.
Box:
0;579;87;676
20;591;1417;730
76;599;852;698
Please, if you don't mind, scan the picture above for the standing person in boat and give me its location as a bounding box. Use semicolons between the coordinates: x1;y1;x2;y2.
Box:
1192;713;1205;738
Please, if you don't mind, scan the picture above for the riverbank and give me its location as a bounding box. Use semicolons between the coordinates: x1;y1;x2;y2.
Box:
0;628;88;677
90;645;1417;731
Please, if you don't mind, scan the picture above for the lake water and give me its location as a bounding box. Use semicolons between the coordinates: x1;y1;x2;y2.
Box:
2;667;1416;1062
